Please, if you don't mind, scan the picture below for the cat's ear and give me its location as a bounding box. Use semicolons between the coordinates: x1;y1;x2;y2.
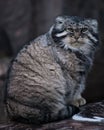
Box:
86;19;98;33
91;19;98;27
55;16;64;24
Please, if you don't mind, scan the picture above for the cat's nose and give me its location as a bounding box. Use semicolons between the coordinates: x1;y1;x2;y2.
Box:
74;32;80;40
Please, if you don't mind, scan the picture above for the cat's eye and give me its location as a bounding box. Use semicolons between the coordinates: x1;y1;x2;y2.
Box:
59;21;63;24
66;27;73;33
57;20;63;24
81;27;88;33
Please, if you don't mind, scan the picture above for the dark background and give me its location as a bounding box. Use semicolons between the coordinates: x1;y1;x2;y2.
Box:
0;0;104;122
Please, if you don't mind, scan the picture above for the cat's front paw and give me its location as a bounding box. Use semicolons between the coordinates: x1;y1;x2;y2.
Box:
71;97;86;107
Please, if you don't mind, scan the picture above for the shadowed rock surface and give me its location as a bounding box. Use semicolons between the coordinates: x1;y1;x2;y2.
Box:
0;111;104;130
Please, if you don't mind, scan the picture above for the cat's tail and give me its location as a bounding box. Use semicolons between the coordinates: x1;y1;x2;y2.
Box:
67;105;79;117
6;99;79;124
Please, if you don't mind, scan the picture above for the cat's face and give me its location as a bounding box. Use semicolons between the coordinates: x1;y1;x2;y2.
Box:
51;16;98;51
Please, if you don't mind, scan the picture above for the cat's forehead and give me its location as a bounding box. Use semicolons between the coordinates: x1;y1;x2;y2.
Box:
63;16;88;27
56;16;96;26
55;16;98;33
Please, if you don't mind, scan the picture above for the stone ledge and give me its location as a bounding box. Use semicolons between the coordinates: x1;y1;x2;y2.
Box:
0;118;104;130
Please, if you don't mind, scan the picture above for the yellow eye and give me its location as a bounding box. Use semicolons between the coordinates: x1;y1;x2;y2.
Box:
81;27;88;33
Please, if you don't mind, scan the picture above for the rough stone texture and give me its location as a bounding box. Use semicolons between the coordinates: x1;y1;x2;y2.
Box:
0;115;104;130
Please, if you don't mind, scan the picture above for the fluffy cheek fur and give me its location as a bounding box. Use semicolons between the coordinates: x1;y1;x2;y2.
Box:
61;36;88;49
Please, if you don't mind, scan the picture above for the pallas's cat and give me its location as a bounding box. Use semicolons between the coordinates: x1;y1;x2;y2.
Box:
5;16;99;124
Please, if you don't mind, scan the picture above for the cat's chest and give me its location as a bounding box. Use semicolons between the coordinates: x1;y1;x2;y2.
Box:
51;46;79;72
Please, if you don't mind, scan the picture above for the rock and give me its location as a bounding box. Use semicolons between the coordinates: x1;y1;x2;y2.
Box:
0;101;104;130
73;100;104;123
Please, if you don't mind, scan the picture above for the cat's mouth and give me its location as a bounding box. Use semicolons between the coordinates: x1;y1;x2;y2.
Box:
64;36;84;44
71;36;86;45
70;42;83;48
69;38;85;49
60;36;85;50
63;34;84;42
71;40;80;43
71;40;83;44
